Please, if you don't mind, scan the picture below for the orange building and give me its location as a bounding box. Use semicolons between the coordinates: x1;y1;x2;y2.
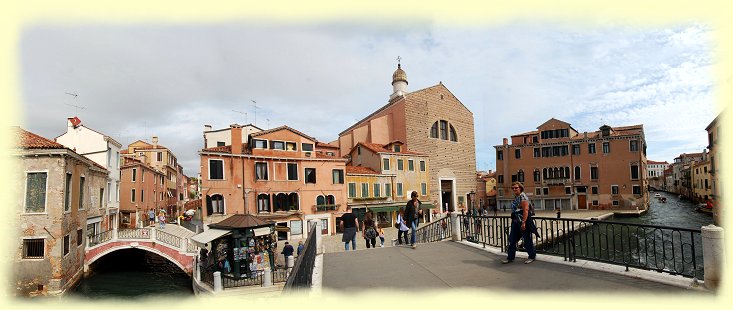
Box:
199;125;347;240
494;118;649;211
119;157;166;228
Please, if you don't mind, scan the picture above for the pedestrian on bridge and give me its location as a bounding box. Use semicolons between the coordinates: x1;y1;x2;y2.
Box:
502;182;536;265
405;191;422;249
396;207;409;245
158;210;166;229
340;206;359;251
148;208;155;226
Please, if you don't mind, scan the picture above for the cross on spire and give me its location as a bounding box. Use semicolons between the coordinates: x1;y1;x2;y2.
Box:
396;56;402;65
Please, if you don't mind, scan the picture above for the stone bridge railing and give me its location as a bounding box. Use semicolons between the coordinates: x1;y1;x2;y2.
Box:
88;227;199;254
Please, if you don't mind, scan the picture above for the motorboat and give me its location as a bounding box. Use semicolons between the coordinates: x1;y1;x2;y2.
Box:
654;193;662;198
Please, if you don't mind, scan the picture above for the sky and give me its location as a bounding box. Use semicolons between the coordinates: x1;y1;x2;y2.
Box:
17;20;720;176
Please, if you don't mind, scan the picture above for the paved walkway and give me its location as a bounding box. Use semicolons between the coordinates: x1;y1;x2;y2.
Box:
320;240;708;293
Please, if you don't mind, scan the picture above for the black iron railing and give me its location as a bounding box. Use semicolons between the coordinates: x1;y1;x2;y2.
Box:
457;214;704;279
283;223;318;293
198;260;288;289
414;216;452;244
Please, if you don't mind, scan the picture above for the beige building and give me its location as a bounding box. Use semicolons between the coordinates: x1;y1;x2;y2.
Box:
121;137;181;215
691;153;712;203
705;113;723;225
495;118;649;211
13;128;108;296
337;64;477;213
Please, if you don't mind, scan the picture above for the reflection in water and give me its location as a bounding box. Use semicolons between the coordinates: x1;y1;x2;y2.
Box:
68;249;193;299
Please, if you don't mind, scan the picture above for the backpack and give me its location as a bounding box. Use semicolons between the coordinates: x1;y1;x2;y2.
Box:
365;227;377;239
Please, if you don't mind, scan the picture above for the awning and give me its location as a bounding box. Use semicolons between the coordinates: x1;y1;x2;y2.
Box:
367;206;399;213
190;228;231;246
253;227;272;236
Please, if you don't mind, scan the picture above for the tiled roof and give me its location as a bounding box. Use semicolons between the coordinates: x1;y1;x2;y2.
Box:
315;152;340;159
358;142;424;156
209;214;274;229
647;160;669;164
200;143;250;154
16;127;68;149
316;141;339;148
250;125;316;141
346;166;379;175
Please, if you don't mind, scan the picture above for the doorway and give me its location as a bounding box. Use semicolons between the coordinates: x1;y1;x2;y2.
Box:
440;180;454;213
577;195;587;210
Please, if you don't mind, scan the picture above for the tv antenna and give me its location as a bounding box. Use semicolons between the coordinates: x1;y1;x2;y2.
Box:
251;100;259;126
232;110;248;124
63;92;86;115
266;118;270;129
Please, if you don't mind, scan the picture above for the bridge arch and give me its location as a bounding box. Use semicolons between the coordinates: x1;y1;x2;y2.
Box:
85;241;193;275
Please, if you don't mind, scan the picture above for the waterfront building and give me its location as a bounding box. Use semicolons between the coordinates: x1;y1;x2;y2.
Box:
705;113;723;225
494;118;649;211
199;124;348;240
119;157;166;228
671;152;704;199
647;160;669;191
691;151;712;203
475;171;488;212
55;117;121;237
343;141;430;228
13;127;108;296
663;166;674;192
485;171;497;210
336;63;477;213
120;137;182;216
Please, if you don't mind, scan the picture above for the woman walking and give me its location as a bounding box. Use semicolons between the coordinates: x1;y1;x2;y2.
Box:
363;212;378;249
396;207;409;245
501;182;536;264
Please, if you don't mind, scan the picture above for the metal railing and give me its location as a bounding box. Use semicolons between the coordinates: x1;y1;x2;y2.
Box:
156;229;182;248
457;214;704;279
199;258;289;289
414;216;452;244
88;230;113;247
283;223;318;293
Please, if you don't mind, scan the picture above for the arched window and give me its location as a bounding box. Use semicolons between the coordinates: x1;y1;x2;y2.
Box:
564;167;570;179
326;195;335;205
316;195;326;206
430;122;439;138
211;194;224;214
533;170;541;183
257;193;270;212
288;193;299;211
449;125;457;142
273;193;288;212
430;120;458;142
553;167;559;179
517;170;524;182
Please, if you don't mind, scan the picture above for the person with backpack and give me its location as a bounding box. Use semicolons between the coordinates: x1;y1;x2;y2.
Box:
501;182;537;264
362;211;378;249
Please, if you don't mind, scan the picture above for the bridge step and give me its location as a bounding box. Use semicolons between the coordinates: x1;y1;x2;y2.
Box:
213;283;285;297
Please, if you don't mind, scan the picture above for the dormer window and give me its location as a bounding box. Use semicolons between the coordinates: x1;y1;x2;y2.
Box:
394;145;401;152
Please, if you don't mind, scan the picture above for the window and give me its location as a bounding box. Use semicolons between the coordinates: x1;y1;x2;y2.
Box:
533;170;540;182
99;188;104;209
255;162;269;180
517;170;524;182
397;183;404;197
515;149;521;159
142;189;146;203
498;175;504;183
77;229;83;246
132;168;137;182
254;194;270;213
611;185;619;195
332;169;344;184
374;183;381;197
630;165;639;180
253;139;268;149
408;159;414;171
565;186;572;195
534;148;540;158
633;185;641;195
63;235;70;256
612;200;620;206
440;120;448;140
360;183;370;198
449;125;457;142
419;160;426;171
394;145;401;152
305;168;316;184
270;141;285;150
25;172;47;213
421;183;427;196
591;186;598;194
630;140;639;151
321;219;329;235
286;163;298;181
572;144;580;155
535;188;542;196
397;159;404;171
590;167;598;180
348;183;357;198
210;194;224;213
23;239;44;259
588;143;596;154
602;142;610;154
209;159;224;180
385;183;392;198
157;152;162;161
543;188;549;195
131;189;136;202
383;158;390;171
430;122;439;138
286;142;297;151
497;150;503;160
302;143;314;152
574;166;581;180
592;200;599;206
357;146;361;155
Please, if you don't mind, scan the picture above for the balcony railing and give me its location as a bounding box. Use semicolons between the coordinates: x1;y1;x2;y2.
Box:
543;178;571;185
313;204;338;212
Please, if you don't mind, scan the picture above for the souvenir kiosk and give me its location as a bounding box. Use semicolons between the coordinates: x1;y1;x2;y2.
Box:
193;214;277;279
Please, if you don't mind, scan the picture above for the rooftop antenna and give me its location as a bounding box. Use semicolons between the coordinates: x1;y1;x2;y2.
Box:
266;118;270;129
251;100;259;126
63;92;85;115
232;110;248;124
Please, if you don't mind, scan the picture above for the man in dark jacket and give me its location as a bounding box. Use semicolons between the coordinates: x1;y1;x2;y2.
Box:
281;241;294;267
405;191;422;249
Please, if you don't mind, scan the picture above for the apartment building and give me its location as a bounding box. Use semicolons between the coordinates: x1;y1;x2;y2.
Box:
494;118;649;211
647;160;670;191
691;152;712;203
671;152;704;199
337;64;477;213
121;137;181;215
119;157;166;228
54;117;121;239
705;113;723;225
14;128;108;296
203;123;262;148
344;141;430;228
199;124;348;240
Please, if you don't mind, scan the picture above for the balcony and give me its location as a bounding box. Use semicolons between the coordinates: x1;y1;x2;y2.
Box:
312;204;339;212
542;178;571;186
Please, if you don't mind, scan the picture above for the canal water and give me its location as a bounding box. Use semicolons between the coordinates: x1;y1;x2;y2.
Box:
611;190;713;229
68;249;194;299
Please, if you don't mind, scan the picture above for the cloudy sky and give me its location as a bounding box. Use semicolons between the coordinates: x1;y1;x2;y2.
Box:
17;19;720;175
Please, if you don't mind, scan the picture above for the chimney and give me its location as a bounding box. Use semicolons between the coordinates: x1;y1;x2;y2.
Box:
152;136;159;147
204;124;212;132
231;124;243;154
67;117;82;129
503;138;508;146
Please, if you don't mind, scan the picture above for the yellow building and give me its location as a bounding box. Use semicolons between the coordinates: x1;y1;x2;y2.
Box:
691;154;712;204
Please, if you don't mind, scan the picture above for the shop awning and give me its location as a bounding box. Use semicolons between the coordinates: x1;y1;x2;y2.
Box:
367;206;399;213
190;228;231;246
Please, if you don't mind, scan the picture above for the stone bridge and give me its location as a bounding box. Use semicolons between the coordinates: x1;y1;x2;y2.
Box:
85;226;198;275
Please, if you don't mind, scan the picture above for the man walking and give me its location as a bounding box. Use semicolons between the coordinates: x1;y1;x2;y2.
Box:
405;191;422;249
339;206;359;251
148;208;155;226
281;241;294;268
